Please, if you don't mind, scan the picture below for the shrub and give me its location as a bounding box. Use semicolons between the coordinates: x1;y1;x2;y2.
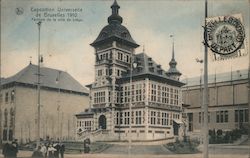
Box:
165;140;200;154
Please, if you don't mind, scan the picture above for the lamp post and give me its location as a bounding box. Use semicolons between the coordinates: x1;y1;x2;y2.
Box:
36;21;42;148
129;54;137;156
236;70;241;129
196;59;204;138
56;71;61;141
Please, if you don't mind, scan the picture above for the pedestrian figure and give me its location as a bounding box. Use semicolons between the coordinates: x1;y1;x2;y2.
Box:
59;143;65;158
2;142;10;158
41;144;47;158
31;146;43;158
9;141;18;158
83;138;90;153
47;144;56;158
53;143;60;158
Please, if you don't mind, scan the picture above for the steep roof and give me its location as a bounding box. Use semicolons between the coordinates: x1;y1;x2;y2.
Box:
120;52;185;87
90;0;139;48
1;64;89;94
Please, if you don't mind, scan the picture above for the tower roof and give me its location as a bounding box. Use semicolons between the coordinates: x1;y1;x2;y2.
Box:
118;52;185;87
166;36;181;77
108;0;122;24
90;0;139;48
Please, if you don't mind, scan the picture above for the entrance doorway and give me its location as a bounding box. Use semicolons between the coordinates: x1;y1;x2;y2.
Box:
98;115;107;129
173;121;180;136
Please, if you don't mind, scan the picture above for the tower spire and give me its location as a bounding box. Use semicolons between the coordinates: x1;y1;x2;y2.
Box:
171;35;175;60
167;35;182;80
169;35;177;67
108;0;123;24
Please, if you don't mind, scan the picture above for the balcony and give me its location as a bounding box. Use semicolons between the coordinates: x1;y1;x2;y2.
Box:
96;59;112;65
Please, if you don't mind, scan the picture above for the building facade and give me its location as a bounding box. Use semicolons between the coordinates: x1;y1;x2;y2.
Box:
75;0;185;143
183;69;249;135
0;64;89;144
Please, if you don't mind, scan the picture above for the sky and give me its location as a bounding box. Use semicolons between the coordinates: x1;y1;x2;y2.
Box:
1;0;249;86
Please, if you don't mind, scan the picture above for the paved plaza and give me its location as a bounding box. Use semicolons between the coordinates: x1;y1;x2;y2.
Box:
0;144;249;158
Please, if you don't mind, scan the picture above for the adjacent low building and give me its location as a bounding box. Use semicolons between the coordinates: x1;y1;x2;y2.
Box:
0;63;89;144
75;0;185;143
182;69;249;136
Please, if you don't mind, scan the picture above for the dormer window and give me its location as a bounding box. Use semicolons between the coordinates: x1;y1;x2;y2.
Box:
101;32;107;38
149;67;154;72
121;32;127;38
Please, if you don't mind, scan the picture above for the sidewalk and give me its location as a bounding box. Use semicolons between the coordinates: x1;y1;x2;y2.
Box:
0;153;249;158
0;145;249;158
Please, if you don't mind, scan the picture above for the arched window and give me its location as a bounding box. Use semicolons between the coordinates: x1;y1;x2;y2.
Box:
4;109;8;127
10;108;15;128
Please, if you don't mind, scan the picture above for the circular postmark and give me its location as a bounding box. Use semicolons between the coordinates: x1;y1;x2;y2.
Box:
15;7;24;15
206;16;245;55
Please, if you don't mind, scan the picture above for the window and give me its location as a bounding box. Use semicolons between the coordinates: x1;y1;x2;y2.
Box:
208;112;210;123
109;69;113;75
135;111;142;125
235;110;238;122
150;111;156;125
225;111;228;122
216;110;228;123
216;111;220;123
188;113;193;132
4;109;8;127
123;83;144;103
220;111;224;123
199;112;202;123
239;110;244;123
97;69;103;76
150;84;156;102
245;110;249;122
9;130;13;141
106;69;109;76
93;91;106;104
0;94;2;103
84;121;92;131
124;112;130;125
120;112;123;125
116;112;119;125
121;32;127;38
131;111;134;124
10;108;15;128
162;112;167;126
235;109;248;123
157;112;161;124
11;90;15;102
5;92;9;103
3;129;7;141
101;32;107;38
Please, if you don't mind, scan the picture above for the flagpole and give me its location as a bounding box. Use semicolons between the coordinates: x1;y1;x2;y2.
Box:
203;0;209;157
37;21;42;148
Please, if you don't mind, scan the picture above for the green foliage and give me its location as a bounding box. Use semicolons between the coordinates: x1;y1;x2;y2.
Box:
209;128;245;144
165;140;200;154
